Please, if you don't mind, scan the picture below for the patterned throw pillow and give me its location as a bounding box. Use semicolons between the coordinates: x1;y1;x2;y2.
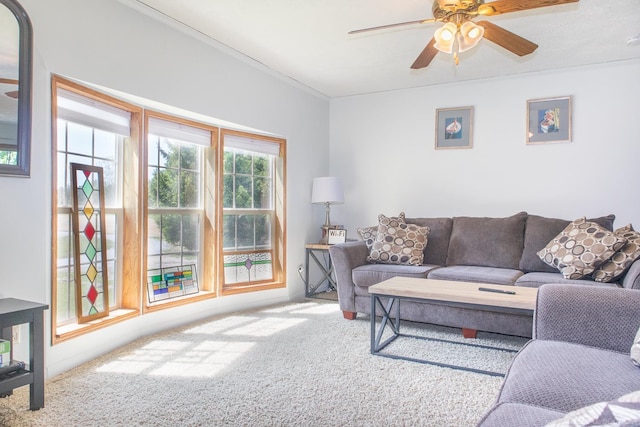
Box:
632;327;640;367
357;212;406;252
592;225;640;283
537;218;628;280
545;390;640;427
367;214;429;266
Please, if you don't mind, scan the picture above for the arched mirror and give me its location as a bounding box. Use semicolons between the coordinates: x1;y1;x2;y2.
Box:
0;0;32;177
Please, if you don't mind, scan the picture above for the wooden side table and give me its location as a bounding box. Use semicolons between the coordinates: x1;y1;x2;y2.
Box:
0;298;49;410
305;244;338;297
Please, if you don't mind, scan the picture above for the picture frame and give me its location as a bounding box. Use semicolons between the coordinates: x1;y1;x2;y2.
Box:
526;96;572;145
327;228;347;245
435;106;473;150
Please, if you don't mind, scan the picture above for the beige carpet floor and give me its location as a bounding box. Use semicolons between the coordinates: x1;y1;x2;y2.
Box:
0;299;527;426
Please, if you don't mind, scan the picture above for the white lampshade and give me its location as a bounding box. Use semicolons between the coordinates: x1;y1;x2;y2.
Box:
311;177;344;204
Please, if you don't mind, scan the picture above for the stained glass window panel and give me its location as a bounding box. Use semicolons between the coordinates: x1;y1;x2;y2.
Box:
71;164;110;323
223;252;273;285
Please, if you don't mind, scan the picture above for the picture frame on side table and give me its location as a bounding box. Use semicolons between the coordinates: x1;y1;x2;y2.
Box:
526;96;572;145
435;106;473;150
327;229;347;245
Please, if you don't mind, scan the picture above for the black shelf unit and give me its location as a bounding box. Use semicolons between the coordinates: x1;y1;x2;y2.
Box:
0;299;48;410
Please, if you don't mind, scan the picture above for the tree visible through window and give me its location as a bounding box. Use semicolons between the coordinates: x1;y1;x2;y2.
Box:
51;77;286;342
147;135;202;271
221;131;284;290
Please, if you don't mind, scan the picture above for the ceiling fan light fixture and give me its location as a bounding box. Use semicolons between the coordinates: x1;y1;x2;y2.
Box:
457;21;484;52
434;22;457;54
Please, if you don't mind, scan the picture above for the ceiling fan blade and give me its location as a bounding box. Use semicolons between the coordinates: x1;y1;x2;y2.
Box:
478;0;578;16
349;18;436;35
0;78;19;85
476;21;538;56
410;38;439;69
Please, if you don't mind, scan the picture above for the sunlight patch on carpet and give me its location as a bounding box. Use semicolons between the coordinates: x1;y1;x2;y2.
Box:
95;339;256;378
148;340;255;377
262;302;320;313
182;316;259;335
224;317;307;337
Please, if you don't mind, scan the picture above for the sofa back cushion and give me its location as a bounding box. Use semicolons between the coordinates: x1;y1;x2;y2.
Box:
445;212;527;269
519;214;615;273
405;217;453;266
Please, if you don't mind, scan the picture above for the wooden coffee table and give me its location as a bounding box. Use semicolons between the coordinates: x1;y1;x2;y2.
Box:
368;277;538;376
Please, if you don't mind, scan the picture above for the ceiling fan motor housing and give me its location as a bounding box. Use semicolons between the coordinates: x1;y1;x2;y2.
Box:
433;0;481;23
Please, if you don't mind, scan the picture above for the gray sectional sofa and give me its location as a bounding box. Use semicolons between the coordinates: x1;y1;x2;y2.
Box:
477;283;640;426
329;212;640;337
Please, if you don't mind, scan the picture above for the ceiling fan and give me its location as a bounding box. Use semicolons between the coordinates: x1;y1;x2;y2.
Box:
0;77;18;99
349;0;579;69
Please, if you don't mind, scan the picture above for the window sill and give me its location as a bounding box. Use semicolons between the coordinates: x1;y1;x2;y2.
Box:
221;281;285;296
143;290;216;314
54;308;139;344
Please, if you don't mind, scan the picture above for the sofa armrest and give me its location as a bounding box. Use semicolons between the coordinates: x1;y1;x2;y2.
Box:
328;241;369;313
534;284;640;353
621;259;640;290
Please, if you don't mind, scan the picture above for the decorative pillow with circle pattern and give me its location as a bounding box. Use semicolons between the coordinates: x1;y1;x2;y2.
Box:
367;214;429;266
545;390;640;427
537;217;628;280
357;212;405;252
592;225;640;283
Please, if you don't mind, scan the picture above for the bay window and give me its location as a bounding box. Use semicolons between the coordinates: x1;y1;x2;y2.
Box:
51;77;286;342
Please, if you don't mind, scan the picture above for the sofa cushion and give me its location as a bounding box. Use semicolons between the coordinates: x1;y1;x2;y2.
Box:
537;218;628;280
405;217;453;266
515;272;620;289
592;225;640;283
357;212;406;252
445;212;527;269
497;340;640;413
545;390;640;427
427;266;524;286
367;216;429;266
477;402;564;427
352;264;436;289
520;214;616;273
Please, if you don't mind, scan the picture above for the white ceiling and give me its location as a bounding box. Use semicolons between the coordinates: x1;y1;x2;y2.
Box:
126;0;640;98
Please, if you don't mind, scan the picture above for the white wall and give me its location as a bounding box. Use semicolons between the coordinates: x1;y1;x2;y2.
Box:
0;0;329;377
329;60;640;235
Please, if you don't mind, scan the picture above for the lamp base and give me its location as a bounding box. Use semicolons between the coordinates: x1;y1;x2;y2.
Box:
318;225;330;245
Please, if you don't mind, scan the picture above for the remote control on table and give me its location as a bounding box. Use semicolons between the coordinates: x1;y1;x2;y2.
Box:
478;287;516;295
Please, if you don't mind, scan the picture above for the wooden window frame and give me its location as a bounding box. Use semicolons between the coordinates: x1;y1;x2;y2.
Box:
50;78;288;342
142;111;218;313
219;129;286;296
51;75;143;344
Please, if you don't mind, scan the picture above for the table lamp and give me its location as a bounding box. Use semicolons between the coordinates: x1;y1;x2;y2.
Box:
311;176;344;244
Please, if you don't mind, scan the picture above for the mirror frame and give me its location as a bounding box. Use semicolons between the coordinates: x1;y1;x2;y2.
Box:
0;0;32;177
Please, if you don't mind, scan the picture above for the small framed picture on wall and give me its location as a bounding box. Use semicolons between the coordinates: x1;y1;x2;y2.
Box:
526;96;572;145
435;106;474;150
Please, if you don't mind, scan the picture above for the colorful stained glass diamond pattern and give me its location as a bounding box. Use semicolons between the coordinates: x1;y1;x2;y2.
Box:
77;169;104;315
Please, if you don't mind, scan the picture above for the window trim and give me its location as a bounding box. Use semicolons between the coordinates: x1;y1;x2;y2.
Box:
50;77;288;342
142;110;219;313
219;129;286;296
51;75;144;344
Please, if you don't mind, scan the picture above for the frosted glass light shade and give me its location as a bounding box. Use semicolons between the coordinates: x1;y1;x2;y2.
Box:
312;177;344;204
458;21;484;53
434;22;457;54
